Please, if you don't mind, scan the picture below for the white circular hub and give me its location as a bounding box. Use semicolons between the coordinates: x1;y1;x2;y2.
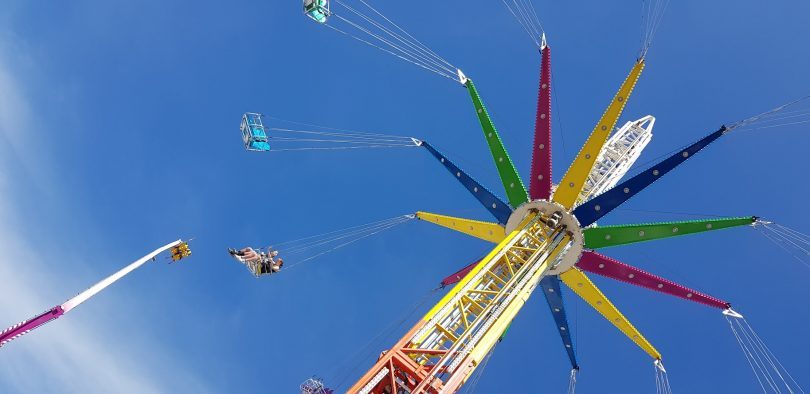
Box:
505;200;584;275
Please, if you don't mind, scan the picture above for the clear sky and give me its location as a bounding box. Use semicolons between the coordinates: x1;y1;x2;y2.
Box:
0;0;808;393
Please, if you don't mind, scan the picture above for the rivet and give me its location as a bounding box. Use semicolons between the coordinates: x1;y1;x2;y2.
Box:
614;318;620;322
618;96;624;102
510;183;515;188
628;273;635;279
652;169;659;176
498;157;504;162
596;301;603;305
569;182;575;188
474;187;479;192
687;293;693;298
539;144;545;149
623;187;630;194
542;83;548;89
456;172;461;177
585;154;591;159
657;283;664;288
577;283;583;287
537;174;544;180
605;234;611;240
601;125;607;131
706;223;713;229
633;335;639;339
488;133;493;137
639;231;645;237
594;205;601;211
477;108;483;113
672;227;679;233
560;327;566;331
440;158;445;163
565;344;571;348
598;263;605;268
554;308;561;312
548;288;555;293
492;203;497;208
541;114;547;119
682;151;689;158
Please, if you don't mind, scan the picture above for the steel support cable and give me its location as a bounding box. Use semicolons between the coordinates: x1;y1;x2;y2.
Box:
265;117;415;139
763;225;810;249
739;319;794;394
727;316;769;393
334;1;456;76
640;0;670;58
771;223;810;244
269;137;415;145
324;22;459;83
743;319;806;393
281;219;411;256
282;216;413;254
272;215;414;249
354;0;457;71
330;288;440;392
284;217;412;270
267;128;415;143
512;0;541;41
734;318;782;392
501;0;540;46
729;95;810;130
756;227;810;268
332;14;457;79
269;145;420;152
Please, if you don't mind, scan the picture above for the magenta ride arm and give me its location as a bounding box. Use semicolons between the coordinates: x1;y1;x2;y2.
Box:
0;240;182;349
0;306;65;348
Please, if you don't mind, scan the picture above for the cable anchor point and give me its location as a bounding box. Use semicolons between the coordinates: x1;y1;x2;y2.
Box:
723;308;744;319
456;69;468;85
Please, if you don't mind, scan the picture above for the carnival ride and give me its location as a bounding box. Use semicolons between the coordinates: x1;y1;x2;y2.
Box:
0;1;808;393
0;241;192;348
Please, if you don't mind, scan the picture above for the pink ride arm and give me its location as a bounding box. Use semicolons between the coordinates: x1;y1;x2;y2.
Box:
577;251;730;309
529;40;553;200
0;306;64;348
0;240;182;349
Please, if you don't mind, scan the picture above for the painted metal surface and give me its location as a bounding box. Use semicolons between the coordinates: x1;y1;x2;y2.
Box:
464;79;529;208
574;127;727;227
440;259;480;288
539;276;579;369
416;211;506;244
0;307;64;348
560;267;662;360
553;61;645;209
421;141;512;224
577;251;731;309
350;213;570;393
0;240;183;349
584;216;755;249
529;45;553;200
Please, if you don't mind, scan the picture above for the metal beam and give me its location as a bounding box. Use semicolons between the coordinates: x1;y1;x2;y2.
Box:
464;79;529;208
574;126;727;227
416;211;506;244
584;216;756;249
560;267;661;360
577;251;731;309
553;60;645;209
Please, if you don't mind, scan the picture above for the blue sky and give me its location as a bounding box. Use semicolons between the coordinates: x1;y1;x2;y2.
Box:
0;0;808;393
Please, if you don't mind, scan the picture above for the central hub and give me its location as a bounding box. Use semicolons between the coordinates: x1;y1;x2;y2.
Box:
505;200;584;275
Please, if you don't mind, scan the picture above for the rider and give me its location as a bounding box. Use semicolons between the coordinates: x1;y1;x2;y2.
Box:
229;247;283;276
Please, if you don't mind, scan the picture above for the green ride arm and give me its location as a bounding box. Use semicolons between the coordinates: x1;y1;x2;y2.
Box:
583;216;757;249
465;79;529;208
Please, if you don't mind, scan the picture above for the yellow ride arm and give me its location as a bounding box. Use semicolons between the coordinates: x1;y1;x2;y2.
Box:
553;60;645;209
560;267;661;360
416;211;506;244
